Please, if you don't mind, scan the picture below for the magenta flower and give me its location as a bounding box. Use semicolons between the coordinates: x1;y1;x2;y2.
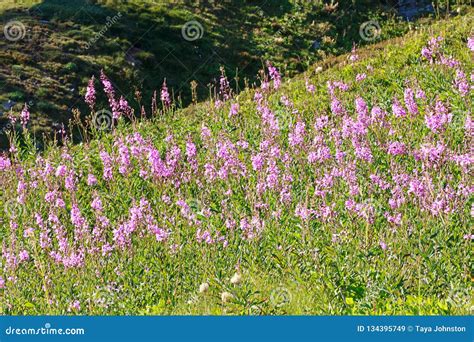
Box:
55;164;67;178
349;45;359;62
87;174;98;186
468;36;474;52
100;70;121;119
404;88;418;115
19;250;29;262
421;36;443;63
266;61;281;90
69;300;81;312
85;75;96;110
229;103;239;117
119;96;133;118
295;203;312;221
305;79;315;93
161;79;171;108
454;69;469;97
148;225;169;242
201;124;211;140
251;153;264;171
424;100;452;134
99;150;114;181
415;88;426;99
23;227;34;238
387;141;407;156
0;156;11;171
392;98;406;118
91;196;103;212
55;197;66;208
116;140;131;175
196;228;213;244
186;139;197;159
288;121;306;147
219;67;231;100
408;178;426;199
20;104;30;127
330;96;346;116
355;73;366;82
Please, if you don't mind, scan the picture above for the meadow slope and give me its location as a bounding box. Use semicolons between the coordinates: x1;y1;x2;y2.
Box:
2;0;465;145
0;12;473;315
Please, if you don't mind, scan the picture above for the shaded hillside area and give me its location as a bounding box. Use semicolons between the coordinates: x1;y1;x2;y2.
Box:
0;0;471;144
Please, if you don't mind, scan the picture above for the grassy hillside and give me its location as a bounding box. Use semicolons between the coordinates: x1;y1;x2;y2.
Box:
0;10;472;315
2;0;470;146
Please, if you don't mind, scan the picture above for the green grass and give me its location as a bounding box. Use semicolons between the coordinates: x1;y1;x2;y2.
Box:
0;8;473;316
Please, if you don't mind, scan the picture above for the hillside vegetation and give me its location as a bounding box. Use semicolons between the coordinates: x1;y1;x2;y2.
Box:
0;9;473;315
2;0;468;145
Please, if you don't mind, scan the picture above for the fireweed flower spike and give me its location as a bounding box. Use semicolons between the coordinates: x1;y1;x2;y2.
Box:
219;67;231;101
20;104;30;128
467;36;474;52
85;75;96;110
161;79;171;108
69;300;81;312
100;70;121;119
266;61;281;90
229;103;239;117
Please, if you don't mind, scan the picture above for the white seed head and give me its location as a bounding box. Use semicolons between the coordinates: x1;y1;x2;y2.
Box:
230;273;242;285
221;291;233;303
199;282;209;293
